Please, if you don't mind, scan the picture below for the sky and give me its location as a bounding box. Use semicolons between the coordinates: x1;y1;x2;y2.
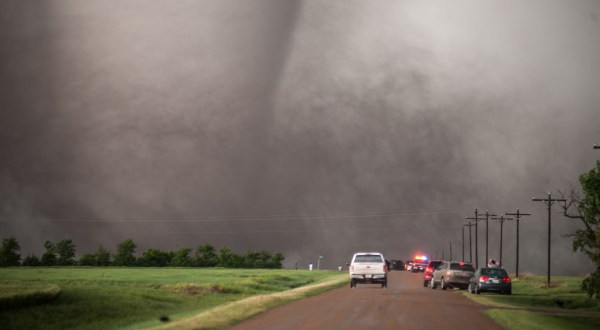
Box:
1;0;599;275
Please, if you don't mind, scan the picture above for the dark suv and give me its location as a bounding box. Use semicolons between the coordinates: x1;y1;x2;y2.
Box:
423;260;443;287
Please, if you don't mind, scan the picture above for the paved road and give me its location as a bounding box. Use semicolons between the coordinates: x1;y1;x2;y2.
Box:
227;270;502;330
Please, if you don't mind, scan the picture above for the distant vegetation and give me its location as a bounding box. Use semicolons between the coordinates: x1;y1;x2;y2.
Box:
0;236;284;269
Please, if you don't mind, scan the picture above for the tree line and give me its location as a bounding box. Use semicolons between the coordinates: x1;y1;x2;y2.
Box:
0;237;284;269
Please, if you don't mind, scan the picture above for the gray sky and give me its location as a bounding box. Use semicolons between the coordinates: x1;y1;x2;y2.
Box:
1;0;599;274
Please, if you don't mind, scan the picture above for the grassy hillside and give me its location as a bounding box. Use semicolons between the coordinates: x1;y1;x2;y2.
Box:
0;267;346;330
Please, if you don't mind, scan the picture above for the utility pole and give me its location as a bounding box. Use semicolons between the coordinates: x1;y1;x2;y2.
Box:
505;209;531;277
462;226;465;262
464;222;475;263
466;209;485;268
480;211;496;266
533;193;566;288
491;216;513;267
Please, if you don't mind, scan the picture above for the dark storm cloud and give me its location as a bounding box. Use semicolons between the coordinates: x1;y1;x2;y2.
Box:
1;0;599;274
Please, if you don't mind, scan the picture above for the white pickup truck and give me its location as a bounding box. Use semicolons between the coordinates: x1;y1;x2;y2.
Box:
349;252;388;288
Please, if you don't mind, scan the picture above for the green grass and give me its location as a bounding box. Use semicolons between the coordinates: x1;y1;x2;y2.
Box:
0;267;345;330
464;274;600;330
486;309;600;330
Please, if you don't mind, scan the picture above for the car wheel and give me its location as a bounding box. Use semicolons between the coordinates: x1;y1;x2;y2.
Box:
382;280;387;288
476;285;481;295
441;278;447;290
430;278;437;289
423;280;428;287
350;279;355;288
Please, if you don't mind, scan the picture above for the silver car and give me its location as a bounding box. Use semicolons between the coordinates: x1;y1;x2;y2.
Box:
430;261;475;290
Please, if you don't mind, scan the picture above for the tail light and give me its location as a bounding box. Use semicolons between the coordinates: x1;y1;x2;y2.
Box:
479;276;489;282
503;277;511;283
426;267;433;273
446;271;452;276
383;264;388;272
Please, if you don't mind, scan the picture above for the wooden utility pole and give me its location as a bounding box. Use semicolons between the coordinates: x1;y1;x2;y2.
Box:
505;209;531;277
464;222;475;263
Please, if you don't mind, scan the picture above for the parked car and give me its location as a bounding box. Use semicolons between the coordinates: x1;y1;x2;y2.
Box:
349;252;388;288
405;260;414;271
430;261;475;290
423;260;443;287
468;267;512;295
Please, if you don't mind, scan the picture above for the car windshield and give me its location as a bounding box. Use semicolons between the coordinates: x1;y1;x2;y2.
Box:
481;268;508;277
450;263;475;271
354;255;383;263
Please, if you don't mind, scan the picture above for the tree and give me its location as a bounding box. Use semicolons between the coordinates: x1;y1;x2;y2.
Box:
194;243;218;267
56;239;76;266
22;254;41;266
171;247;192;267
0;236;21;266
560;160;600;298
113;239;137;266
41;240;57;266
96;245;111;266
218;247;243;268
138;248;171;267
79;253;97;266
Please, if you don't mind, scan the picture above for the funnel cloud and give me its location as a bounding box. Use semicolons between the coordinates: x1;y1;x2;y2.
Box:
1;0;599;275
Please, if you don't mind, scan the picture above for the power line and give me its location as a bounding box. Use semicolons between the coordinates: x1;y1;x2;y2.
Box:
0;209;459;223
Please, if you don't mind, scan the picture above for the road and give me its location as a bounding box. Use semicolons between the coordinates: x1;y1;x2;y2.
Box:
227;270;502;330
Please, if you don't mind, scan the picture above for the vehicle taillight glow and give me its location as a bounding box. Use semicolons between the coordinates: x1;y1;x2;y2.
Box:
426;267;433;273
384;264;388;272
459;262;465;266
479;276;489;282
446;271;452;276
503;277;511;283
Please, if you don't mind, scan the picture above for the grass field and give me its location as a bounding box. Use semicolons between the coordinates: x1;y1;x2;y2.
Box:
463;274;600;329
0;267;347;330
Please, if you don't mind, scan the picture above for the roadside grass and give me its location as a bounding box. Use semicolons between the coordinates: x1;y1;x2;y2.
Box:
463;274;600;330
0;267;345;330
486;309;600;330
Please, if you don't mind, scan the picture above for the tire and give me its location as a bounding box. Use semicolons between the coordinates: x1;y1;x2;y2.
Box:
423;280;428;287
350;279;356;288
382;280;387;288
431;278;437;289
476;285;481;295
441;278;447;290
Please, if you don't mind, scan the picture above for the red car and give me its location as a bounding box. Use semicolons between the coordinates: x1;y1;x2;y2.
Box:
423;260;443;287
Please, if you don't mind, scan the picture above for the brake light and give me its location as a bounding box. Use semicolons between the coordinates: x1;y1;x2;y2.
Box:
426;267;433;273
479;276;489;282
384;264;388;272
503;277;511;283
459;262;464;266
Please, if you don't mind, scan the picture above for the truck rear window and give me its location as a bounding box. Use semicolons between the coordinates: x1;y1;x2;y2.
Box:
354;255;383;263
